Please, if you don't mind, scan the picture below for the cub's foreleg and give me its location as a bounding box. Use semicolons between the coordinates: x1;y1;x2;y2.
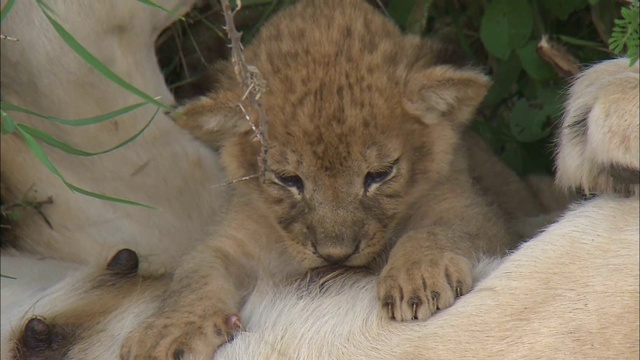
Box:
377;178;512;321
120;201;285;360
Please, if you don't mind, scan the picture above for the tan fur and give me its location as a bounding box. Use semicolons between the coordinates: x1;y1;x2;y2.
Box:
221;196;639;360
0;0;229;271
2;198;636;360
117;1;533;357
7;1;637;359
1;251;170;360
2;52;635;360
556;58;639;196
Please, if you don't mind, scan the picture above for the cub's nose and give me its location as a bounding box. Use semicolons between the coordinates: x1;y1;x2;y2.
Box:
319;251;355;264
314;245;358;264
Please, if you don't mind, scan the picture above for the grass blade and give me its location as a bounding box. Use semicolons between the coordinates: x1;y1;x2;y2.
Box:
16;107;156;156
65;183;155;208
136;0;184;20
0;101;149;126
558;35;609;49
0;0;16;23
35;0;168;110
1;109;16;134
17;126;66;180
16;126;154;208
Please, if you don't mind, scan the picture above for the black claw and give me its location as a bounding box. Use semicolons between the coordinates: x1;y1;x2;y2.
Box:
22;317;52;352
455;281;465;297
383;295;394;307
107;248;139;274
408;294;422;306
409;294;422;320
382;295;395;319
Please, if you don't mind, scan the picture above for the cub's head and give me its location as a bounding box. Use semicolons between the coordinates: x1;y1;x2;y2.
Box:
172;0;489;269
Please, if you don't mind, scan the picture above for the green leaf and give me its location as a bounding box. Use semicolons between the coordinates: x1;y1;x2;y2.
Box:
480;0;533;60
387;0;419;28
16;107;156;157
484;53;522;106
517;76;538;100
35;0;168;110
136;0;184;20
471;120;507;154
516;40;557;81
0;101;149;126
0;0;16;23
539;0;589;20
385;0;433;34
0;274;16;279
536;86;564;121
509;98;552;143
1;110;16;134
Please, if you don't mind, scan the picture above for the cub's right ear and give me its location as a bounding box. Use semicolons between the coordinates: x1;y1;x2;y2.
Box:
403;65;491;128
171;91;251;148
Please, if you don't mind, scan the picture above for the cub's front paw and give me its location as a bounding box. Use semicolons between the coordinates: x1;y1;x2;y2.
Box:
377;252;472;321
120;310;242;360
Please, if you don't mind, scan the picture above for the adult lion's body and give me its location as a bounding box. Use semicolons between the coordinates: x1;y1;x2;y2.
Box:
0;0;229;271
1;0;636;359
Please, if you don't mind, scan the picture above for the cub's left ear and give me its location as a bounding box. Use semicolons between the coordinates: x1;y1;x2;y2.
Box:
170;90;250;149
403;65;491;127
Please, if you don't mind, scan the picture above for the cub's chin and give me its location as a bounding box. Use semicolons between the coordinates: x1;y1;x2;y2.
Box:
292;249;378;271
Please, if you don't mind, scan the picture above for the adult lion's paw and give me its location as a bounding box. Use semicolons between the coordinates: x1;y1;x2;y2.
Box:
120;310;242;360
377;252;473;321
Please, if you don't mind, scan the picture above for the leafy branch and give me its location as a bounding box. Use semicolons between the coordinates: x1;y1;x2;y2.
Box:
609;0;639;65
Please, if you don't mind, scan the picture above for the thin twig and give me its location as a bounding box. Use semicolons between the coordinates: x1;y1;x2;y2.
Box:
375;0;390;17
1;186;54;230
211;174;260;188
0;34;19;41
220;0;270;181
172;26;191;79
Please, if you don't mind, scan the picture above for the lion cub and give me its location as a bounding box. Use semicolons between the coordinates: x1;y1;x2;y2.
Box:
121;0;514;358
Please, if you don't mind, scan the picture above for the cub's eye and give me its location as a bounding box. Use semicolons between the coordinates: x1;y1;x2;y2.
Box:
364;164;396;191
275;173;305;193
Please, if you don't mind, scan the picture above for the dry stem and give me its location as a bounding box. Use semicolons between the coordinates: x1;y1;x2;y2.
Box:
211;174;260;188
220;0;270;181
0;34;19;41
